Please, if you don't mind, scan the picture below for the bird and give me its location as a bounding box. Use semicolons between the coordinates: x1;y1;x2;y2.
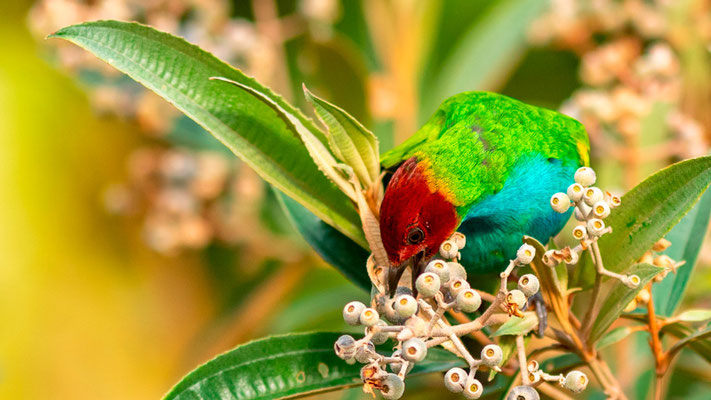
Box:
378;91;590;293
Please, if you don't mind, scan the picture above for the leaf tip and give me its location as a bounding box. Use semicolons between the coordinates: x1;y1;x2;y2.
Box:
302;83;314;101
46;27;70;40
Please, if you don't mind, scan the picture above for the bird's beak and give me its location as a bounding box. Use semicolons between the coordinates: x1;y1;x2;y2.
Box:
387;249;426;296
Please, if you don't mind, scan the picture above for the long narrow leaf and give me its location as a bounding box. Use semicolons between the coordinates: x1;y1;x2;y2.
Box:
163;332;464;400
588;263;663;343
653;187;711;316
49;20;366;248
573;156;711;289
304;85;380;187
210;77;357;202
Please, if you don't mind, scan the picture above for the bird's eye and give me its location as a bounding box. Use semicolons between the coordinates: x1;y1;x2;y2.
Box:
407;227;425;245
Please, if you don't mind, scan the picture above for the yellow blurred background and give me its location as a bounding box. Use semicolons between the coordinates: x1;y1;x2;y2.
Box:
2;0;711;399
1;2;234;398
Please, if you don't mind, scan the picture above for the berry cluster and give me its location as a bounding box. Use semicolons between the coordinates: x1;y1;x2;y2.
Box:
548;167;639;287
334;230;589;399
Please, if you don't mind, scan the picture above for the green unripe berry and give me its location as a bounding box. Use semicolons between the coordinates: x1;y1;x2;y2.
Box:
563;370;588;393
572;225;588;240
450;232;466;249
583;186;603;206
343;301;366;325
587;218;606;236
456;289;481;313
462;377;483;399
449;278;471;298
334;335;356;360
609;194;621;208
380;373;405;399
623;274;641;288
518;274;540;297
443;367;467;393
425;260;450;283
592;200;610;218
574;166;596;187
550;192;571;213
371;320;389;345
507;385;540;400
415;272;441;297
507;289;527;309
394;295;418;318
359;307;380;327
480;344;503;367
516;244;535;265
439;240;459;259
447;261;467;280
564;249;580;265
401;338;427;362
567;183;584;202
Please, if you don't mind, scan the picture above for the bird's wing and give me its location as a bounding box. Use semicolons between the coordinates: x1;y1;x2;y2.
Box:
380;92;589;178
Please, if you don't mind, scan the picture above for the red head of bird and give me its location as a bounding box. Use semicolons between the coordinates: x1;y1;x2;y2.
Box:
379;157;460;268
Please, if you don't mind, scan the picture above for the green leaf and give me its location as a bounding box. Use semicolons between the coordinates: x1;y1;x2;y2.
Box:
277;191;371;291
421;0;547;119
491;312;538;337
653;186;711;316
677;309;711;323
667;326;711;362
663;323;711;364
209;77;357;202
49;20;366;248
597;156;711;275
588;263;664;343
303;85;380;188
538;354;583;374
489;335;526;381
163;332;464;400
596;326;637;350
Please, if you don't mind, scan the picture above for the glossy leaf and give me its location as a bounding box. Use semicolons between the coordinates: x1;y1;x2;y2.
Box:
163;332;464;400
588;263;664;343
209;77;357;201
421;0;547;118
491;312;538;337
303;85;380;188
676;309;711;323
277;191;371;291
49;20;367;248
653;187;711;316
596;156;711;275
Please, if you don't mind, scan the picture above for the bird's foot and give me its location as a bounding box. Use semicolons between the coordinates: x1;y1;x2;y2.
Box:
524;292;548;338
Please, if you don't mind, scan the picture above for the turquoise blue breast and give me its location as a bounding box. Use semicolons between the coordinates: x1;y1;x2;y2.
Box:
458;154;577;274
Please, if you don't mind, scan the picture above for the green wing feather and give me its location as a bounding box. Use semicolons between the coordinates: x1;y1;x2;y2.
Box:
380;92;589;210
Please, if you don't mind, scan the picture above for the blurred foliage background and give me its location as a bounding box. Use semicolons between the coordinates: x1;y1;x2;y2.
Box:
2;0;711;398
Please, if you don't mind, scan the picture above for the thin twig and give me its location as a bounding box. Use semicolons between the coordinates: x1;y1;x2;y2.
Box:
646;283;667;400
581;241;604;342
538;382;574;400
516;335;531;385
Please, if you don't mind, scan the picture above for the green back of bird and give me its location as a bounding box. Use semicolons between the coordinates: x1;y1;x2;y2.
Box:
380;92;589;213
